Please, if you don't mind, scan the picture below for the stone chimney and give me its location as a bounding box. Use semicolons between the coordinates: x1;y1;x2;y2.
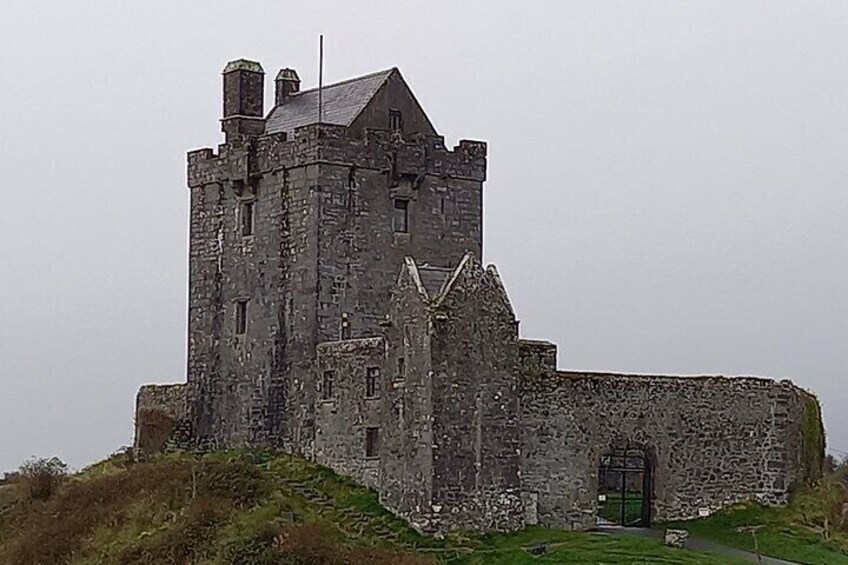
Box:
221;59;266;141
275;68;300;105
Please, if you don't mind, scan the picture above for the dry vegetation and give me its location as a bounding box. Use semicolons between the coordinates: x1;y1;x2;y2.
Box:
0;451;430;565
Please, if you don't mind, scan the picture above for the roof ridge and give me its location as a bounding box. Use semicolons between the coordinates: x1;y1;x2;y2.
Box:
293;67;395;97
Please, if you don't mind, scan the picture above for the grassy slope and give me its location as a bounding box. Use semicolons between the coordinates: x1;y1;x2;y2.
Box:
665;478;848;565
0;450;747;565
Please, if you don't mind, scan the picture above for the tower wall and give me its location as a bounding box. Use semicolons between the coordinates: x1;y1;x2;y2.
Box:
185;125;486;454
314;146;484;342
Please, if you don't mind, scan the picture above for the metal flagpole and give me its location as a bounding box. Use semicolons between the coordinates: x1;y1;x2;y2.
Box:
318;34;324;124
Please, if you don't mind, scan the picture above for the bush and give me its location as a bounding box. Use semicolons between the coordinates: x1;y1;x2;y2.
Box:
273;524;430;565
19;457;68;501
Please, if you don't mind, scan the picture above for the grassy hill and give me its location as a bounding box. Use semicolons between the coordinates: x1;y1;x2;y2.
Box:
664;473;848;565
0;450;842;564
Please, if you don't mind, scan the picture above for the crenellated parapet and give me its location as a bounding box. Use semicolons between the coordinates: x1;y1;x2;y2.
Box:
186;124;486;188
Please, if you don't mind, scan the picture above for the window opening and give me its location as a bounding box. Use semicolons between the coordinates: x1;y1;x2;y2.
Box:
389;109;403;131
322;370;335;400
365;427;380;457
366;367;380;398
346;169;356;211
340;314;351;340
235;300;248;335
241;200;255;237
393;199;409;233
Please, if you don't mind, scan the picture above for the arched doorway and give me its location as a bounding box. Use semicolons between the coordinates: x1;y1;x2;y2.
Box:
597;447;651;527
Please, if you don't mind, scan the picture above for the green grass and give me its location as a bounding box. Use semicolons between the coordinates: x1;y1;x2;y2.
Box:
664;478;848;565
447;527;748;564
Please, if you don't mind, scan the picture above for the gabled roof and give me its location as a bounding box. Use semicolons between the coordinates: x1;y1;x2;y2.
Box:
402;254;517;318
416;265;455;300
401;254;476;306
265;68;395;135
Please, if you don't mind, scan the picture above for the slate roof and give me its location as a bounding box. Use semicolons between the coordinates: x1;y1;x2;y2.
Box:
265;68;395;135
417;265;456;301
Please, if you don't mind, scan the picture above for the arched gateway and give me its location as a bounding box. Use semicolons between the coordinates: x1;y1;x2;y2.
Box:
597;447;652;527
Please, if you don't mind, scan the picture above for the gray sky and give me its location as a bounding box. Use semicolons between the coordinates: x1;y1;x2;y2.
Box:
1;1;846;473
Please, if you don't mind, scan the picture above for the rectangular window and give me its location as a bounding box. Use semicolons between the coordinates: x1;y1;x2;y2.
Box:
365;427;380;458
392;199;409;233
322;370;335;400
396;357;405;379
340;315;351;340
389;109;402;131
241;200;255;237
235;300;248;335
366;367;380;398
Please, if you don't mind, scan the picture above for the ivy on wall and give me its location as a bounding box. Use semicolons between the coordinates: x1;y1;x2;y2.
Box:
799;392;825;486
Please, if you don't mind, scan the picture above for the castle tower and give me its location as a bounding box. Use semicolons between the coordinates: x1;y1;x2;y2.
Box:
185;59;487;454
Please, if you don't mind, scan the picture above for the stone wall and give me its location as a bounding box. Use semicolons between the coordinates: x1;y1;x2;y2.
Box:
426;258;525;532
378;261;435;530
134;384;187;453
315;338;385;488
518;339;558;373
521;371;820;529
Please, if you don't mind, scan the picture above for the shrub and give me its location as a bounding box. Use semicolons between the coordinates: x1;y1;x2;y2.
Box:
19;457;68;501
273;524;430;565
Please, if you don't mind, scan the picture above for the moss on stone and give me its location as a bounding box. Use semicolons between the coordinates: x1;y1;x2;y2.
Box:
799;392;826;485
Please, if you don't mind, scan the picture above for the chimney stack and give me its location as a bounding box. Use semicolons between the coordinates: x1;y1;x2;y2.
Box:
221;59;266;141
275;68;300;105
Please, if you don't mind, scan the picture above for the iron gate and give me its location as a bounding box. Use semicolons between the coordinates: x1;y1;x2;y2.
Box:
597;447;651;527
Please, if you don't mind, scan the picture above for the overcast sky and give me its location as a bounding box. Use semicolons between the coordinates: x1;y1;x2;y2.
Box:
1;1;846;473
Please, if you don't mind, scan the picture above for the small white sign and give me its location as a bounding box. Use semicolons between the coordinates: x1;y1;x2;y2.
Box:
698;507;710;518
598;494;607;502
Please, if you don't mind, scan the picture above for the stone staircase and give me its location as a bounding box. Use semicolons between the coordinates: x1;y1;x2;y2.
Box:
280;477;417;549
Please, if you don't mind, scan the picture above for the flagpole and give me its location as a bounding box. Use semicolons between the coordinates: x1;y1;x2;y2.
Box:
318;34;324;124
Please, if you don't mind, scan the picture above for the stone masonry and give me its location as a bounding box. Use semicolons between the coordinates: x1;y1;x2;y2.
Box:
134;58;824;534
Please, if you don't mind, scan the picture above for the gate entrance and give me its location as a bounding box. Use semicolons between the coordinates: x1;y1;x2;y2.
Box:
597;447;651;527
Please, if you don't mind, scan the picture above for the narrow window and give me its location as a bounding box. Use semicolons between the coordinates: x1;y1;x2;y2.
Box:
396;357;405;379
389;109;403;131
235;300;248;335
365;427;380;457
366;367;380;398
440;196;445;215
392;199;409;233
340;314;351;340
322;370;335;400
241;200;255;237
346;169;356;211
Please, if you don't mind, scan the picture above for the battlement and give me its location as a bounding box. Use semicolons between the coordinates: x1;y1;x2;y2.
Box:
187;124;486;188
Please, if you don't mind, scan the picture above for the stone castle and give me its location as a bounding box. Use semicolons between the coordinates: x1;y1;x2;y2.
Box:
135;59;824;533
